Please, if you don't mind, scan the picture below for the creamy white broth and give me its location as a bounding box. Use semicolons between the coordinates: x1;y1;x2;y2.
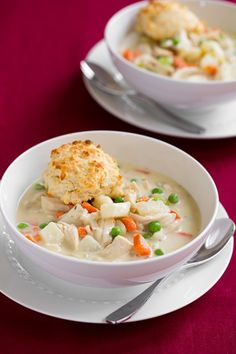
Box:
16;164;201;262
121;0;236;83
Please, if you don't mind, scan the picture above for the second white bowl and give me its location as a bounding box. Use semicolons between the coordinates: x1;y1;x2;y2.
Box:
105;0;236;109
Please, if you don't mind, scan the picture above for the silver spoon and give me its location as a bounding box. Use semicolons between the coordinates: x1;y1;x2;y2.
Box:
105;217;235;324
80;60;206;135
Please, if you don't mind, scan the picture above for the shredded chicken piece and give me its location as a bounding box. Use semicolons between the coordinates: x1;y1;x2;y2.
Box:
58;222;79;251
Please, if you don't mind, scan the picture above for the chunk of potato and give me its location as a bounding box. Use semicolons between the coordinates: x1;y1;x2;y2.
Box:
79;235;102;252
136;200;169;216
40;222;64;244
100;202;131;218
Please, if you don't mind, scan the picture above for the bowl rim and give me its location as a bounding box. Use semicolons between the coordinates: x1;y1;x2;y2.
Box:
0;130;219;267
104;0;236;86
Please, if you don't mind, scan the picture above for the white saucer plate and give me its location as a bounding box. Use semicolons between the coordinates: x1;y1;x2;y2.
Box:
0;203;233;324
84;40;236;140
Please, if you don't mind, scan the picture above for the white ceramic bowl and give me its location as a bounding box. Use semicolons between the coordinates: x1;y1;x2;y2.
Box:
0;131;218;287
105;0;236;109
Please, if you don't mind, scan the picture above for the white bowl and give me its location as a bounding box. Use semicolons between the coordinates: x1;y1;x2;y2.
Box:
105;0;236;109
0;131;218;287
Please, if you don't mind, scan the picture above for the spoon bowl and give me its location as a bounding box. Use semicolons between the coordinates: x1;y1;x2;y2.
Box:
81;60;136;95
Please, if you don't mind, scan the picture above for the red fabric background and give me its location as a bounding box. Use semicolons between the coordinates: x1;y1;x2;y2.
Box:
0;1;236;353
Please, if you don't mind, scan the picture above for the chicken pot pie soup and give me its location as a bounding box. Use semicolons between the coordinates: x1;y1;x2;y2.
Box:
122;0;236;82
16;140;201;262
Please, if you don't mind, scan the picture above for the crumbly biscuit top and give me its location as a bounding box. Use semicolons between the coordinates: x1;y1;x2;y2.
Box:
43;140;122;205
135;0;204;40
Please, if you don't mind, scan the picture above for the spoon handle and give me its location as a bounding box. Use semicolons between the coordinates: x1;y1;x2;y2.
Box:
134;93;205;134
105;278;164;324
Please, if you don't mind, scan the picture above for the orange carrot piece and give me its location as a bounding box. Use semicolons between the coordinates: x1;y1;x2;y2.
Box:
135;168;150;175
212;27;220;33
173;56;190;69
137;196;149;202
121;217;137;232
55;210;64;219
123;49;133;61
204;65;218;76
177;231;193;237
78;226;87;238
170;210;181;220
81;201;97;213
34;234;42;242
123;49;140;61
133;233;151;257
25;234;36;243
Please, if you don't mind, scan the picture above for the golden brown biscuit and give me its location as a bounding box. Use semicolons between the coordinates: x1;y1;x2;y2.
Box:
135;0;204;40
43;140;122;205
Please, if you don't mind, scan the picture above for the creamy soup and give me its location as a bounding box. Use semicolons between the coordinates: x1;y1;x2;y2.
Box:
122;1;236;82
16;164;201;262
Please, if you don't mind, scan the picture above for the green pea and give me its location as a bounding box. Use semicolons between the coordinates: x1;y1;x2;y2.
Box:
114;197;124;203
138;62;145;68
154;248;164;256
130;178;137;183
151;187;163;194
168;193;179;204
143;232;153;239
110;227;122;238
35;183;45;191
148;221;161;233
39;223;48;230
172;38;179;46
17;223;29;229
158;56;173;66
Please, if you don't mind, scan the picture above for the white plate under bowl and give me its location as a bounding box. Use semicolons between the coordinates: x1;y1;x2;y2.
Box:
84;40;236;140
0;203;233;323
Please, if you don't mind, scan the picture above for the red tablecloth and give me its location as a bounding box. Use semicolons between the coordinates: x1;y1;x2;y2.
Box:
0;1;236;353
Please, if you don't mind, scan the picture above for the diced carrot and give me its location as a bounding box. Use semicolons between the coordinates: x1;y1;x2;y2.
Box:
204;65;218;76
177;231;193;237
81;201;97;213
77;226;87;238
25;233;42;243
133;233;151;257
121;217;137;232
170;210;181;220
212;27;220;33
55;210;64;219
137;196;149;202
173;56;190;69
25;234;36;243
34;234;42;242
135;168;150;175
123;49;141;61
